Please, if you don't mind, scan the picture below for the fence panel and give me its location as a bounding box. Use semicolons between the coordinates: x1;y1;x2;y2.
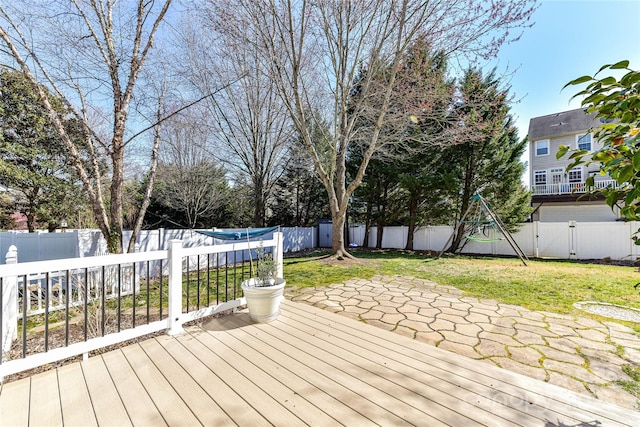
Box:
381;226;408;249
2;224;639;262
575;222;635;261
283;227;316;252
349;225;366;247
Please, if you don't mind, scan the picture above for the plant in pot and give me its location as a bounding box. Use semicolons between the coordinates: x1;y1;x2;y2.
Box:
241;240;286;322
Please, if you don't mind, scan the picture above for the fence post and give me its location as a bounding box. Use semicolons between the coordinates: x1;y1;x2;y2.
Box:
274;232;284;279
2;245;18;362
167;239;184;335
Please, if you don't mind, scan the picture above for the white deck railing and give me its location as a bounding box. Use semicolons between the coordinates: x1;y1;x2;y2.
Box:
0;234;283;379
533;179;621;195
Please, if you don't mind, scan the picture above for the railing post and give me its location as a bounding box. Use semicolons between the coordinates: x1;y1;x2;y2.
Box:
167;239;184;335
2;245;18;362
274;232;284;279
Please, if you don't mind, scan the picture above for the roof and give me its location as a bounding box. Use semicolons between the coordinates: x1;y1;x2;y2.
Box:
528;108;602;141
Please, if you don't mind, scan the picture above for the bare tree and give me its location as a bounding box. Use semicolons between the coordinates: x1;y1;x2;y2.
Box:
208;0;537;258
180;8;292;227
0;0;172;252
154;108;230;228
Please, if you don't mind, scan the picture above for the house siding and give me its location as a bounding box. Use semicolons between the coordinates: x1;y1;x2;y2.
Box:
534;203;620;222
530;133;605;183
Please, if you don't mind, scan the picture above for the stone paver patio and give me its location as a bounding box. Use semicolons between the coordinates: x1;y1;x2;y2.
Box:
288;275;640;410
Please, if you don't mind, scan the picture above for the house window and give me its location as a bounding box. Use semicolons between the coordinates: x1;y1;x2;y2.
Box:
568;167;582;183
577;133;592;151
534;170;547;186
535;140;549;156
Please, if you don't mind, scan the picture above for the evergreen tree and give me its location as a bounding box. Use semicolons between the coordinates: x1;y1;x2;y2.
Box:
445;68;531;252
0;70;86;231
349;39;456;249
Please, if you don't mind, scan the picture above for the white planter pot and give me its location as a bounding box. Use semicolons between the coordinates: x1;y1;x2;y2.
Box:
241;277;286;323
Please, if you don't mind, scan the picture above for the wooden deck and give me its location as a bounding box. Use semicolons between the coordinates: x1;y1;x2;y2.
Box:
1;300;637;426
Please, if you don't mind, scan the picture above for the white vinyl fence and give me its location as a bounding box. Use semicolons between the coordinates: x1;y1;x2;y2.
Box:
0;222;637;264
0;227;317;264
349;221;640;261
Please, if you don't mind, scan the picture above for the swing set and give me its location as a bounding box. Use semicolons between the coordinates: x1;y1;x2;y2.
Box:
438;193;528;266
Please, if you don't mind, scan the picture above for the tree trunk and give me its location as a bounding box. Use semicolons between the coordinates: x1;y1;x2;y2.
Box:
330;211;348;258
405;193;418;250
108;141;125;253
376;221;384;249
253;179;265;228
448;154;474;253
26;211;35;233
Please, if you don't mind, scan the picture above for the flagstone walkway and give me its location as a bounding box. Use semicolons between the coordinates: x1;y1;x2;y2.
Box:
288;275;640;410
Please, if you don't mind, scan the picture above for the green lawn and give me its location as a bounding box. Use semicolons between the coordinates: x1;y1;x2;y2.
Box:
284;249;640;331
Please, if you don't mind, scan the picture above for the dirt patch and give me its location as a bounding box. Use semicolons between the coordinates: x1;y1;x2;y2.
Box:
313;254;374;268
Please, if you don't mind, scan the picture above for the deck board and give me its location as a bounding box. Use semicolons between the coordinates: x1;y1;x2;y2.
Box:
29;370;62;426
100;348;166;426
222;316;455;426
120;344;201;426
173;330;304;426
271;308;527;426
0;375;31;425
80;355;132;427
157;334;270;427
190;330;341;426
0;299;638;426
56;363;97;427
138;338;235;426
199;322;376;426
207;318;414;426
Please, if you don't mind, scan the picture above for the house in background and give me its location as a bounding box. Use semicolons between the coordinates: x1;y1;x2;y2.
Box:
528;108;621;222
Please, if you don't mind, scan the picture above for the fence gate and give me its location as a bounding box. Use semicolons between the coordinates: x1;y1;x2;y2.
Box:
319;220;332;248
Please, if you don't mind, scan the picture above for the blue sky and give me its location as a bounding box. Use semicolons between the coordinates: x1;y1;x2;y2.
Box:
488;0;640;184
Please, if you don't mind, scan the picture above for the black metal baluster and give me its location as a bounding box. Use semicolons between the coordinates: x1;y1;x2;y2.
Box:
44;272;50;352
233;250;237;299
241;250;245;283
159;260;163;319
21;275;27;358
117;264;122;332
65;270;70;347
132;262;136;328
101;266;106;337
83;267;88;341
224;251;229;302
146;261;150;324
196;255;201;310
186;256;190;313
216;253;220;305
0;278;3;363
206;254;211;307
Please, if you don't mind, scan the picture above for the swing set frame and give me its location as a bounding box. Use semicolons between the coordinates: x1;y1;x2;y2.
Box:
438;193;528;266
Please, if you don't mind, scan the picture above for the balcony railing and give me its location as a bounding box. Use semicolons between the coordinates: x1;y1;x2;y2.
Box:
533;179;621;196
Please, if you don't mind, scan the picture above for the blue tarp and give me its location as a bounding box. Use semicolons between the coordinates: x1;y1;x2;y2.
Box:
196;226;279;241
